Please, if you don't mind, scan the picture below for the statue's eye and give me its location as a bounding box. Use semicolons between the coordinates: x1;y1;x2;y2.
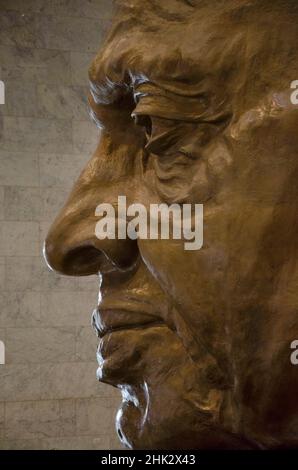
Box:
133;114;210;160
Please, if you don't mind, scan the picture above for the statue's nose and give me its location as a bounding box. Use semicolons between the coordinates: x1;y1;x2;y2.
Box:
43;167;139;277
44;229;107;277
44;198;139;277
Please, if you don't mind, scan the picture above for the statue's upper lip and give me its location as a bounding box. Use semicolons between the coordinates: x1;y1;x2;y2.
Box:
92;305;163;338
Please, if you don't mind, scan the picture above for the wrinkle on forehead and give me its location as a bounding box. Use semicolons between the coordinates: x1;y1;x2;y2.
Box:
89;0;251;106
88;33;205;105
88;9;246;107
89;0;298;113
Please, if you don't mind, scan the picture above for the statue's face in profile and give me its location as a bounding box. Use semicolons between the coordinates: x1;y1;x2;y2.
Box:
45;1;298;449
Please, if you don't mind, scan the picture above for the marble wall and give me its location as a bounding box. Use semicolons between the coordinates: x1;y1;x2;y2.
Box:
0;0;123;450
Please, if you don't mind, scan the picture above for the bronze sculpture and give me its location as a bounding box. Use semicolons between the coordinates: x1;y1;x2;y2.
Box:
44;0;298;449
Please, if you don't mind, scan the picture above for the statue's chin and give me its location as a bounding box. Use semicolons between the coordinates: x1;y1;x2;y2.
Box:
115;400;144;449
114;386;258;450
115;400;258;450
98;326;259;449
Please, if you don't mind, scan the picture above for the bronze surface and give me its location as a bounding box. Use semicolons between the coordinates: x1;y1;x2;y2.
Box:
44;0;298;449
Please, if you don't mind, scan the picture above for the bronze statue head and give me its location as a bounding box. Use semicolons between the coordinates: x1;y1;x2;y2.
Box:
44;0;298;449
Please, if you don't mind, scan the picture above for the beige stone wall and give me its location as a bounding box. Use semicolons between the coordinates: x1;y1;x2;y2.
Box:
0;0;123;450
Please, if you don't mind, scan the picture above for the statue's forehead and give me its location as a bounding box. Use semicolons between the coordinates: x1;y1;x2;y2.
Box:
88;14;234;105
89;2;297;107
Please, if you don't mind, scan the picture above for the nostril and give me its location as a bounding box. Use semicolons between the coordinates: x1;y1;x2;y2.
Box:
61;246;105;276
44;224;140;277
43;237;104;276
62;244;140;276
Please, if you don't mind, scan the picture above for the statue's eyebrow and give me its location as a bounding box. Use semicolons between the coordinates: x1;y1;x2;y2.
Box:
89;77;130;107
88;76;136;130
88;49;133;107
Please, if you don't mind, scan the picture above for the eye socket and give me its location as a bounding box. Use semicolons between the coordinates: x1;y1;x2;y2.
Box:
133;114;152;139
133;114;218;161
133;114;202;159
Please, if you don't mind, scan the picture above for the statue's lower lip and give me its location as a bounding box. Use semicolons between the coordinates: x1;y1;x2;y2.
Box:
95;322;166;382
